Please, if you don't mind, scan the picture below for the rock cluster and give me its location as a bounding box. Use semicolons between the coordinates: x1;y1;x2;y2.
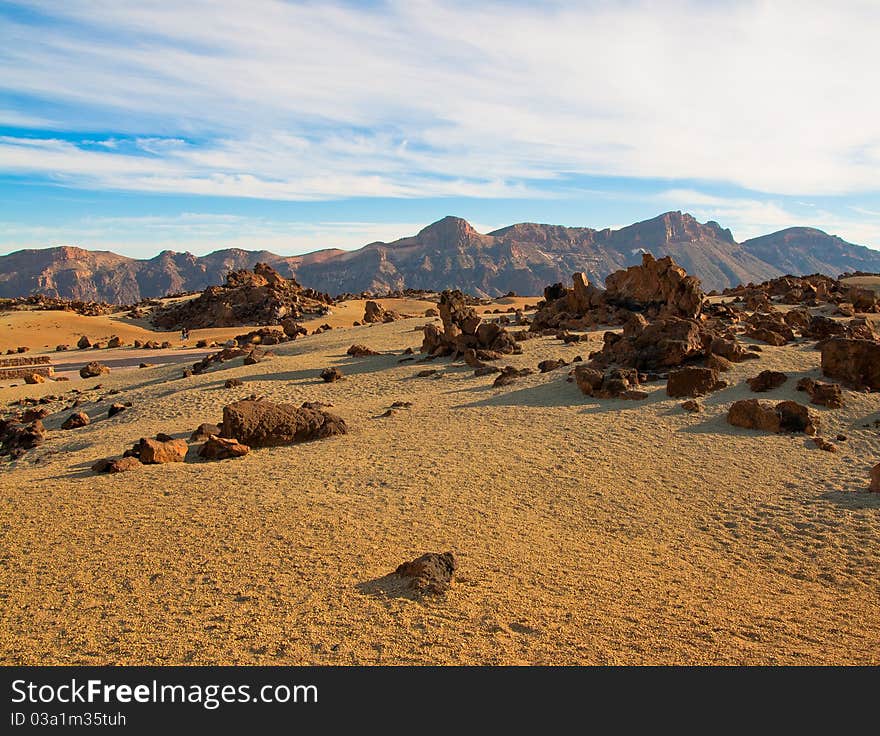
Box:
796;377;844;408
723;274;879;313
421;290;520;358
531;254;704;331
363;301;401;323
0;418;45;459
152;263;332;330
574;365;648;399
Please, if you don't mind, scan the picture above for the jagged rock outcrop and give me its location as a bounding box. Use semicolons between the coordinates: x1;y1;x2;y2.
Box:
421;290;520;358
531;254;704;332
151;263;332;330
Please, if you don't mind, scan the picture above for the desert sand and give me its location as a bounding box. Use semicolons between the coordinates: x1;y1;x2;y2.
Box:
1;307;879;665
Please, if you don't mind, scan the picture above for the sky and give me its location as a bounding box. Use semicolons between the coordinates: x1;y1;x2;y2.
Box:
1;0;879;258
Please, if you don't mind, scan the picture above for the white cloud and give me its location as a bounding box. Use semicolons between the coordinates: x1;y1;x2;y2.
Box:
656;188;880;245
0;0;877;200
0;214;446;257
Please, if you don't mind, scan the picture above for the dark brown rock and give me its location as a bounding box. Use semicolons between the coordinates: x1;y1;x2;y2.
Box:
747;370;788;393
727;399;818;434
820;338;880;390
347;344;380;357
61;411;90;429
79;361;110;378
574;365;647;399
199;435;250;460
796;377;844;409
395;552;456;595
666;366;725;398
107;402;129;417
220;399;347;447
320;367;344;382
190;423;222;442
537;359;567;373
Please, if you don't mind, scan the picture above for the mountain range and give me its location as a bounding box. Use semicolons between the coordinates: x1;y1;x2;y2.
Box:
1;211;879;303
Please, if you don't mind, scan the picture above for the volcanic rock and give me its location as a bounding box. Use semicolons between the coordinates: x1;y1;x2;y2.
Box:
61;412;90;429
199;435;250;460
727;399;819;434
574;365;648;399
190;423;222;442
347;344;380;357
220;399;347;447
79;361;110;379
395;552;456;595
747;371;788;393
137;437;188;464
796;377;844;408
320;367;344;382
820;338;880;390
666;367;726;398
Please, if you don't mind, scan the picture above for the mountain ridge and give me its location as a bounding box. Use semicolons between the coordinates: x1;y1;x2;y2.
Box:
1;211;879;303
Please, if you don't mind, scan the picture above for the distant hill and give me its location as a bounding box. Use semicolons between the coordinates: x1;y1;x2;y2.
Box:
740;227;880;277
2;212;879;302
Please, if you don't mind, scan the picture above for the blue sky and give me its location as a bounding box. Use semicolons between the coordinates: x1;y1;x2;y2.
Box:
1;0;879;257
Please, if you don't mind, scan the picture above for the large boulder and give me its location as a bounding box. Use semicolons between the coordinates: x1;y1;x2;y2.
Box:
871;463;880;493
138;437;188;463
590;316;709;370
666;366;725;397
76;335;91;349
727;399;819;434
820;338;880;390
604;253;704;319
220;399;347;447
363;301;400;324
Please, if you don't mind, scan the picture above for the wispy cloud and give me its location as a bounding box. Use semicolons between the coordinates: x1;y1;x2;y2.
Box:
1;0;879;201
656;188;880;245
0;214;493;257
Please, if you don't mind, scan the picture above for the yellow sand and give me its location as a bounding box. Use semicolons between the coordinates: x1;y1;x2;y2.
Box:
1;313;879;665
0;297;439;354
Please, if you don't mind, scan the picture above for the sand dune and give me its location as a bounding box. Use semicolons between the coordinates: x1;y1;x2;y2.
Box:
1;309;879;665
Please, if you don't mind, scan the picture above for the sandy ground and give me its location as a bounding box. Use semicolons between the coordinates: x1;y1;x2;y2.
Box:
0;298;444;383
1;312;879;665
